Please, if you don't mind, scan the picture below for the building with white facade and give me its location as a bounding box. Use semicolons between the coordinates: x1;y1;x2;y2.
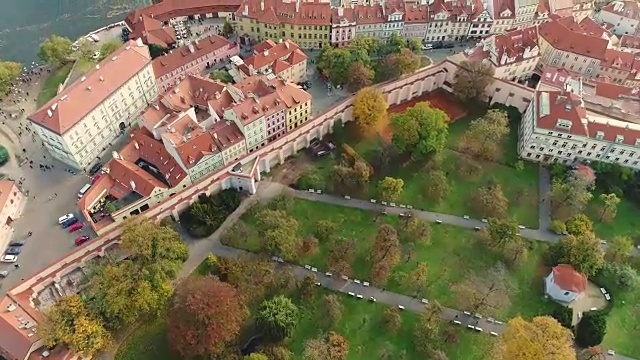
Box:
331;7;357;47
519;66;640;169
464;25;539;80
28;39;158;170
403;3;430;40
595;0;640;36
544;264;587;303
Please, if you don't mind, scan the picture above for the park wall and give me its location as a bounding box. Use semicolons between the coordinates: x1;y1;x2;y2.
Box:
8;60;536;305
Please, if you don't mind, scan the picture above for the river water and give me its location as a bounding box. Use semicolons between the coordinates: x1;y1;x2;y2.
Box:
0;0;151;64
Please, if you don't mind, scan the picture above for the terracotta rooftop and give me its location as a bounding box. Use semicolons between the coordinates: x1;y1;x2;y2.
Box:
492;26;539;65
211;120;245;150
490;0;515;19
152;35;235;79
619;34;640;51
601;0;640;20
0;180;16;212
235;0;331;26
539;17;609;60
601;48;635;71
126;0;243;28
550;264;588;293
331;7;356;24
404;3;429;23
354;4;386;25
243;39;307;73
0;296;39;360
29;40;152;135
128;14;176;48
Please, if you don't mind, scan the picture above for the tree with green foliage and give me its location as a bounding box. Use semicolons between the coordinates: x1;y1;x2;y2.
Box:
546;233;604;277
549;172;594;220
257;208;301;260
210;69;233;82
317;45;370;86
218;255;276;302
322;294;344;327
407;37;423;53
380;48;421;80
606;235;634;263
423;170;449;204
257;295;299;342
326;236;356;277
168;277;249;358
390;102;449;158
452;60;494;103
222;21;234;37
39;35;73;66
598;193;621;222
352;86;387;135
346;61;374;92
484;217;520;249
0;146;9;166
377;176;404;202
472;180;509;219
258;345;294;360
550;219;567;235
600;262;639;290
414;301;444;356
148;43;167;59
98;40;121;60
0;60;22;97
565;214;594;237
550;305;573;328
403;217;431;245
383;307;402;332
576;312;607;348
245;354;269;360
39;295;112;357
180;189;242;237
459;109;510;161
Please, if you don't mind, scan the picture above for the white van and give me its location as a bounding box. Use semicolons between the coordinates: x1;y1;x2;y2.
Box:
77;184;91;199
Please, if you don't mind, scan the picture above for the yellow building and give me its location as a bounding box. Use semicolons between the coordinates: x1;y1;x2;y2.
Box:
234;0;331;49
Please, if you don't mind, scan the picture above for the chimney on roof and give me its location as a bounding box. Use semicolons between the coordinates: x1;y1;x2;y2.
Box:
80;76;87;82
188;44;195;53
134;141;139;150
6;303;17;312
112;151;120;160
264;50;269;57
130;180;136;191
51;102;58;111
285;41;290;49
47;109;52;118
338;7;344;16
296;0;300;12
215;91;221;99
100;76;104;82
261;0;265;10
95;64;100;70
87;86;92;92
136;37;144;47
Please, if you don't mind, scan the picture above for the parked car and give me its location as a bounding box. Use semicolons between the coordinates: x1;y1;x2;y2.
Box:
61;217;79;229
1;255;17;263
58;213;75;224
422;44;433;50
69;222;84;233
0;270;8;278
443;43;455;49
431;41;444;49
75;235;90;246
8;239;25;247
5;247;22;255
88;162;103;176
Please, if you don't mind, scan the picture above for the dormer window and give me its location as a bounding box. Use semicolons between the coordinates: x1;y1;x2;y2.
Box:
615;135;624;143
635;138;640;146
556;119;572;129
595;131;605;140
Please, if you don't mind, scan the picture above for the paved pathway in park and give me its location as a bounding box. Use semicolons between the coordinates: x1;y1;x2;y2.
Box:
171;182;632;360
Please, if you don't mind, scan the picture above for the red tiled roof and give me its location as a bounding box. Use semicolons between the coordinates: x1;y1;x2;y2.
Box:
0;297;38;360
211;120;245;150
620;34;640;50
128;14;176;48
600;48;635;71
601;0;640;20
491;0;515;19
331;7;356;24
493;26;539;65
0;180;16;212
536;90;588;137
124;129;187;186
551;264;588;293
243;39;307;72
354;4;386;25
539;17;609;60
152;35;236;79
404;3;429;23
29;40;152;135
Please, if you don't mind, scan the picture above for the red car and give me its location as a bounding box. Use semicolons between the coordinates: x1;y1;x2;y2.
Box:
75;235;90;246
69;222;84;232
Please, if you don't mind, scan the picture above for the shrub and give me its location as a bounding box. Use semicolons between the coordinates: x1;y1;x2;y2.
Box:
0;146;8;166
179;189;241;238
576;311;607;348
550;219;567;235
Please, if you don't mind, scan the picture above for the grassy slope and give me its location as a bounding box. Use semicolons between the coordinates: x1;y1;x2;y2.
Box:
37;64;73;106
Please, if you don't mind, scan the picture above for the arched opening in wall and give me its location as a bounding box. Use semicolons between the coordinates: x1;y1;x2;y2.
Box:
118;122;126;132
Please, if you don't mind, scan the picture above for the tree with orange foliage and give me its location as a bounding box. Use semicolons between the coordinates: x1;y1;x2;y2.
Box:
352;86;388;135
167;276;249;358
494;316;575;360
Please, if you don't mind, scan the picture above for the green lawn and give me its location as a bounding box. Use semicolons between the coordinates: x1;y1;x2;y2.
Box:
115;317;180;360
67;58;97;84
309;109;540;228
238;198;552;320
37;64;73;106
588;189;640;240
601;276;640;357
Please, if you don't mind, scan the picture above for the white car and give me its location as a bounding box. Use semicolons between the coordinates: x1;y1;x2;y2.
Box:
1;255;17;263
58;213;75;224
518;225;526;229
